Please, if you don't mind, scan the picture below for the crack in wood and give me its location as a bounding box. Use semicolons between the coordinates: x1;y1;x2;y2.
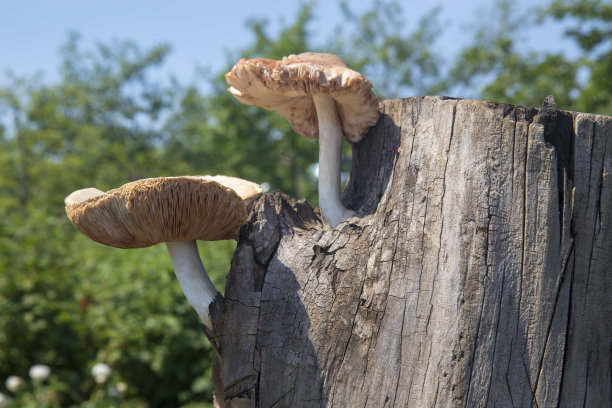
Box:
209;97;612;407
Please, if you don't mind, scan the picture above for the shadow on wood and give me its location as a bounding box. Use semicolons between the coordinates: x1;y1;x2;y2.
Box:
209;96;612;407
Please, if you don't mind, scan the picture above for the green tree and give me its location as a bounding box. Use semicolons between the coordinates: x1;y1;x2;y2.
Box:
443;0;581;109
332;0;444;98
443;0;612;115
0;33;176;217
547;0;612;114
0;36;218;407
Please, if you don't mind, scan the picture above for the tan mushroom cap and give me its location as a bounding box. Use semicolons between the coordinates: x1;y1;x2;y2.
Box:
225;52;380;143
199;175;262;202
65;177;247;249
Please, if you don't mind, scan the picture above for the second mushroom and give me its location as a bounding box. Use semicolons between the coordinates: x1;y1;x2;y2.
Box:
225;52;379;228
65;175;261;329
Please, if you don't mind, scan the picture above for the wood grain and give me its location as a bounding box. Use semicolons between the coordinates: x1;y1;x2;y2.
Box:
209;97;612;407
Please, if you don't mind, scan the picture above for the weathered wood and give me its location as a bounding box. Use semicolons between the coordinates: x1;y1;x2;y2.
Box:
209;96;612;407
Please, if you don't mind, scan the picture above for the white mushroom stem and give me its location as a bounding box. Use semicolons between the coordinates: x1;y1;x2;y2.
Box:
312;94;355;227
165;240;218;328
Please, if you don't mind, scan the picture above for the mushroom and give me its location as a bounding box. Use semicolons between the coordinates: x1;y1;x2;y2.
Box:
65;176;261;328
225;52;379;227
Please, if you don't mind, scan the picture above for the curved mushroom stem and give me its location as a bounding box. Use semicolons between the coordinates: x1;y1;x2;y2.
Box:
312;94;355;228
165;240;218;329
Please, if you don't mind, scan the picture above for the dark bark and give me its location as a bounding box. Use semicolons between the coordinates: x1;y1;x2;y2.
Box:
209;96;612;407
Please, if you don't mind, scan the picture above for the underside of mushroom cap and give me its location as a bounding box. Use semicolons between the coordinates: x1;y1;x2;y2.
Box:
225;52;380;143
65;177;247;248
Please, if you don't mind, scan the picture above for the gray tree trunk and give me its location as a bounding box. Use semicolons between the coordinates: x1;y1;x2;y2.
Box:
208;96;612;407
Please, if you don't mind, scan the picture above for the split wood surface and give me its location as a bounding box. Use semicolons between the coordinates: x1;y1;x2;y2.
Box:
208;96;612;408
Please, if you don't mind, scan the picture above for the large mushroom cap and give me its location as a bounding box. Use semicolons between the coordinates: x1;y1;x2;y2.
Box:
65;177;247;249
225;52;380;143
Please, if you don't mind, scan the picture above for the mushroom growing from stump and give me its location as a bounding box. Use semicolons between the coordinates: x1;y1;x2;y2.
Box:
65;176;261;328
225;52;379;227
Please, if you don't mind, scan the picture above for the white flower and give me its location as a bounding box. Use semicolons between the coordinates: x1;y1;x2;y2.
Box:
5;375;23;392
29;364;51;381
91;363;111;384
0;392;7;405
116;382;127;393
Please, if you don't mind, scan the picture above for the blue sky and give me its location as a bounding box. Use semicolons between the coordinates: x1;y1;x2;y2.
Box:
1;0;574;90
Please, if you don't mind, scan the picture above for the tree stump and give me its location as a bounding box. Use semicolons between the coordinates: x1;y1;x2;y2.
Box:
208;96;612;407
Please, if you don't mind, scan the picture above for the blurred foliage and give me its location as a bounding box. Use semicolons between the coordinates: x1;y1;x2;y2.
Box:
546;0;612;114
0;0;610;406
333;0;445;97
444;0;612;115
443;0;582;109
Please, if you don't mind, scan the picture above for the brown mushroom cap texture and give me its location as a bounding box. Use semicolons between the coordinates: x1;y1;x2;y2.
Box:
65;177;247;249
225;52;380;143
